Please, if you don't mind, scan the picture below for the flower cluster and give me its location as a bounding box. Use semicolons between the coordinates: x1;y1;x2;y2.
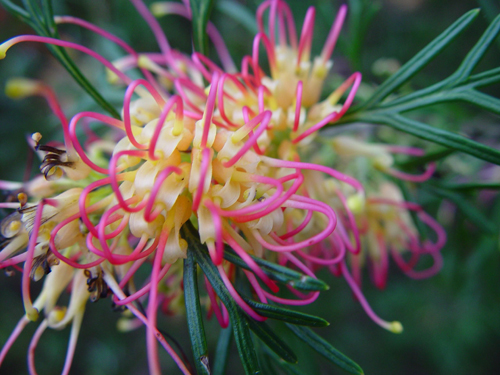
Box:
0;0;446;374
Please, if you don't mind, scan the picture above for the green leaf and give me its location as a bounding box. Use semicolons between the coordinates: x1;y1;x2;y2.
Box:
247;319;298;364
287;325;364;375
448;12;500;85
183;222;260;375
243;298;329;327
424;184;497;234
221;246;329;292
212;323;232;375
189;0;214;56
0;0;31;21
357;8;479;110
362;114;500;165
464;67;500;88
438;182;500;192
184;249;210;375
395;147;455;169
2;0;121;118
454;90;500;116
216;0;258;35
263;346;309;375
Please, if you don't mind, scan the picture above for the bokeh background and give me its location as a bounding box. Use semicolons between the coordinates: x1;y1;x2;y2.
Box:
0;0;499;374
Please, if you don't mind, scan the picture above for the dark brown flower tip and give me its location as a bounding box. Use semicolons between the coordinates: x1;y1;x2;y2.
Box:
30;250;59;282
84;269;109;302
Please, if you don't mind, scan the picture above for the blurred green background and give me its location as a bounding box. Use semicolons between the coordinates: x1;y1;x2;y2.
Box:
0;0;499;374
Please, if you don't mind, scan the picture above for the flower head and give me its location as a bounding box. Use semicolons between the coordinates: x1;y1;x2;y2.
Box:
0;0;447;373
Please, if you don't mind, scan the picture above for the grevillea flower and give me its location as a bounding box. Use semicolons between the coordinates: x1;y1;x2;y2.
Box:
0;0;447;373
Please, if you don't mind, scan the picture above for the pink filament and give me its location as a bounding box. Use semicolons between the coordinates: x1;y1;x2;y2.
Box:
204;276;229;328
27;319;48;375
0;316;30;365
222;110;272;168
68;112;125;174
263;156;364;193
252;32;276;82
4;35;131;84
108;150;148;212
293;72;362;143
144;166;182;222
192;147;212;212
296;7;315;64
22;199;58;317
341;261;394;329
293;81;303;132
386;162;437;183
146;230;169;375
122;79;166;150
148;96;184;160
203;200;225;265
223;232;279;293
321;4;348;63
217;265;266;321
103;272;192;375
129;0;171;58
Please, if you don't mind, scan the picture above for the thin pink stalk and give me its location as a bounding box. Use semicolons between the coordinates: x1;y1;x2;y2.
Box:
118;252;149;288
224;232;279;293
218;174;285;218
0;316;30;366
280;208;312;240
129;0;171;58
144;166;182;222
336;189;361;254
244;271;268;303
0;202;19;209
109;150;148;212
297;234;345;266
123;79;166;150
2;35;131;84
68;112;124;174
252;33;276;82
61;312;83;375
146;229;168;375
372;234;389;290
27;319;48;375
392;249;443;279
217;73;248;127
201;71;220;148
102;271;192;375
54;15;164;92
113;262;171;306
222;111;272;167
296;7;315;64
49;214;105;269
293;81;303;132
320;4;347;63
341;261;399;332
262;155;364;193
385;145;425;156
217;265;266;321
293;72;362;143
192;147;211;212
148;96;184;160
22;199;58;320
385;162;437;183
157;2;236;72
204;200;225;265
204;276;229;328
174;78;206;113
253;198;336;252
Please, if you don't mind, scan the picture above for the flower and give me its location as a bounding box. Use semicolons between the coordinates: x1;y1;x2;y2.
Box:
0;0;447;373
